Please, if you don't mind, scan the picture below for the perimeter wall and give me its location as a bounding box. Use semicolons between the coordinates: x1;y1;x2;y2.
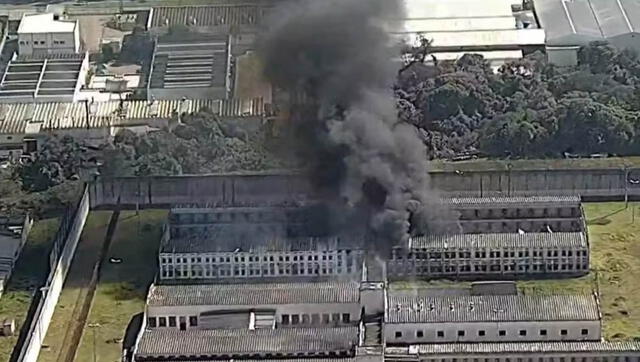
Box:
89;168;640;208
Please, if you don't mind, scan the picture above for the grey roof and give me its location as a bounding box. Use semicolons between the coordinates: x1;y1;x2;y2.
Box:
0;54;85;103
150;4;264;28
0;98;264;135
386;294;599;323
150;36;228;90
442;196;580;208
148;281;360;306
386;341;640;355
161;234;360;253
136;327;358;358
535;0;640;46
408;232;587;250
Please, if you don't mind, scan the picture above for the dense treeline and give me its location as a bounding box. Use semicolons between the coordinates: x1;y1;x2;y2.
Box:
397;42;640;159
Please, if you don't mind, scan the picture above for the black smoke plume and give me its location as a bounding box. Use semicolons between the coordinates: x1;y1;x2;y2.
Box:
258;0;459;254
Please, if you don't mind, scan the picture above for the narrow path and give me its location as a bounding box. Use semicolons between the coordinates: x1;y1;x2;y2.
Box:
59;211;120;362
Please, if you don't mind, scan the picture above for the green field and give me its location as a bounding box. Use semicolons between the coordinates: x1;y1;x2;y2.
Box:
75;210;167;362
429;156;640;172
0;218;60;362
37;212;113;362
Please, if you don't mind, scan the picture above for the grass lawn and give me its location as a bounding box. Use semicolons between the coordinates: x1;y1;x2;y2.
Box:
428;156;640;172
75;210;167;362
0;218;60;362
510;202;640;341
37;211;113;362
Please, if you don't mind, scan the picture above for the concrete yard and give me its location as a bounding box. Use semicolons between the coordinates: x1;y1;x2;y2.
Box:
0;218;60;362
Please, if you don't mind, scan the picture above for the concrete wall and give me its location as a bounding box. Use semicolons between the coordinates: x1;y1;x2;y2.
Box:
89;173;313;208
430;168;640;198
385;350;640;362
17;186;89;362
89;168;640;209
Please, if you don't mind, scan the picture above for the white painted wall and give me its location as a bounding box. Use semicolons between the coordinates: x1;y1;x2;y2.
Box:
18;30;78;56
384;320;601;344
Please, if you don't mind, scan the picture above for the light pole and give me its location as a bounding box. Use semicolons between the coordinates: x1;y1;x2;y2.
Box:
88;323;101;362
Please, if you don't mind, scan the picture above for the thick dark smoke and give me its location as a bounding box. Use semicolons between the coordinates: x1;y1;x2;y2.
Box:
258;0;459;253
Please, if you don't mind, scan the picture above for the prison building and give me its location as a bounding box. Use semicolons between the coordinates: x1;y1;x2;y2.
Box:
148;35;230;100
442;196;584;233
0;53;88;103
385;341;640;362
158;234;364;281
145;281;362;331
384;293;601;344
134;326;359;361
388;232;588;279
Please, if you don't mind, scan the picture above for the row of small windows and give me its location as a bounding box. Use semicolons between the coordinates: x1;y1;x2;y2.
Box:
147;315;198;329
162;252;352;264
281;313;350;325
403;356;640;362
19;40;66;45
162;265;354;278
397;262;588;274
396;249;588;260
456;207;580;219
393;328;590;339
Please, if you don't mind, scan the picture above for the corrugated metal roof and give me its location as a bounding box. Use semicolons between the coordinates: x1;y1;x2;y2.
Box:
0;98;264;134
135;327;358;358
161;234;359;253
535;0;640;46
386;294;599;323
386;341;640;355
150;4;263;28
408;232;587;249
443;195;581;208
147;281;360;306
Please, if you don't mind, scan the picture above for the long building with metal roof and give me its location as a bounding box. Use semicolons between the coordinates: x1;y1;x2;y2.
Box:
148;281;360;307
134;327;359;360
534;0;640;65
389;232;589;279
385;341;640;360
384;293;601;344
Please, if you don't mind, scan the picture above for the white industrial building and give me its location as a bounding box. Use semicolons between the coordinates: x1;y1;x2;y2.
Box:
392;0;545;68
17;13;80;56
534;0;640;65
385;293;601;344
144;281;363;330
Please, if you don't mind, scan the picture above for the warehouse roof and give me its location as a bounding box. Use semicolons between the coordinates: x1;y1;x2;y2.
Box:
386;341;640;355
135;327;358;359
0;98;264;134
408;232;587;250
149;4;264;28
386;294;599;323
0;54;85;103
149;36;228;90
147;281;360;306
18;13;76;34
534;0;640;46
442;195;581;208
